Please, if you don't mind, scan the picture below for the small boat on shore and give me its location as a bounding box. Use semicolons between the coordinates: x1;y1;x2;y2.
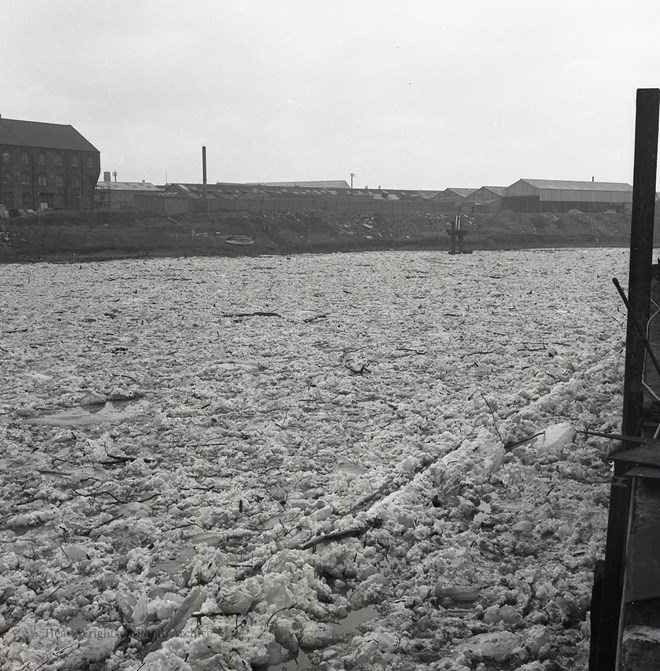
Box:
222;235;255;246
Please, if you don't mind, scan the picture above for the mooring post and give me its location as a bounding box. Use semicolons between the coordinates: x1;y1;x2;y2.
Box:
447;212;468;254
591;88;659;671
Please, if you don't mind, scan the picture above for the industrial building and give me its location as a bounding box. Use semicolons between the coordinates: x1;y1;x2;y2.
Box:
501;178;632;213
463;186;506;213
95;173;162;209
133;182;455;217
0;116;100;210
441;187;477;199
249;180;350;189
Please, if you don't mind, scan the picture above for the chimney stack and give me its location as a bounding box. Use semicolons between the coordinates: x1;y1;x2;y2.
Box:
202;146;207;198
104;171;111;182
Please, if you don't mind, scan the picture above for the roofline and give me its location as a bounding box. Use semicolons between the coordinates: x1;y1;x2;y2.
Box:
0;117;99;152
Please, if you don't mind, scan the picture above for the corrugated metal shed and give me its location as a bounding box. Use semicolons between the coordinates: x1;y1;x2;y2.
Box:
0;117;98;152
502;178;632;212
506;178;632;198
442;187;477;198
95;181;163;209
464;186;506;201
520;178;631;192
96;181;162;193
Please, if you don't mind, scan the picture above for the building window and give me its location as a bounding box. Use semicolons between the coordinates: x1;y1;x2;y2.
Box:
21;151;30;165
86;156;95;170
71;175;80;188
21;172;31;185
54;153;63;167
2;172;11;185
55;174;65;187
37;152;47;166
37;174;47;187
1;150;11;163
71;154;80;168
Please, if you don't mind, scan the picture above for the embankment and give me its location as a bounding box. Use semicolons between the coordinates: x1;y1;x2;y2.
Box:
0;208;653;264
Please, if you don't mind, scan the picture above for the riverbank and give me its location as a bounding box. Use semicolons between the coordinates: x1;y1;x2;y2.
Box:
0;208;649;264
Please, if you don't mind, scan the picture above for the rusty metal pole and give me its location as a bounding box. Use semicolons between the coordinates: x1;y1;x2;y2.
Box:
591;88;659;671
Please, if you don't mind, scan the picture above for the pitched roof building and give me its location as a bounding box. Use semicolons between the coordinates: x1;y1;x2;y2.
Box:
502;178;632;213
95;176;162;209
461;186;507;213
442;187;477;199
249;180;351;189
0;116;100;210
464;186;506;201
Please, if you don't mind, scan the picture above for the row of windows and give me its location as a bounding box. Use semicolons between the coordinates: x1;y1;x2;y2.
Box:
1;149;95;170
2;193;67;209
2;172;81;187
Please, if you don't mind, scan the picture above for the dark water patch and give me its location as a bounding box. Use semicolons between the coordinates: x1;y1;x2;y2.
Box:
261;605;379;670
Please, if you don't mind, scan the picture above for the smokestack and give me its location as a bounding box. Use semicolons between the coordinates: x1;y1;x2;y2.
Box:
104;171;111;182
202;146;207;198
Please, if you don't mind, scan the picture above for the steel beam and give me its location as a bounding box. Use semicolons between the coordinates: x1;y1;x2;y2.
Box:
591;88;659;671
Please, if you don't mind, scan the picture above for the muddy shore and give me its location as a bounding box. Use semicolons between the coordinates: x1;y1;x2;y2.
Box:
0;209;650;264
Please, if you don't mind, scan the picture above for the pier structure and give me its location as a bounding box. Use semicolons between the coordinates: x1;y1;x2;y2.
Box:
590;88;660;671
446;212;471;254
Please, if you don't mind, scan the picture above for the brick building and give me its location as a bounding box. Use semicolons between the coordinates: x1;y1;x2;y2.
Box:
0;116;100;210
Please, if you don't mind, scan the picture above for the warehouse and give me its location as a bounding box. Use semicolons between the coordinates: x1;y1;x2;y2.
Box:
0;116;100;210
463;185;505;213
501;178;632;213
441;187;477;200
249;180;350;189
95;173;162;209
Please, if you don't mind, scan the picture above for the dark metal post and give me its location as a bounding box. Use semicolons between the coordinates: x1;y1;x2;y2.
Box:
623;89;660;441
591;88;659;671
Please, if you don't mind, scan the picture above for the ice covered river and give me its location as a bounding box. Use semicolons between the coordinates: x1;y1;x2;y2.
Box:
0;249;630;669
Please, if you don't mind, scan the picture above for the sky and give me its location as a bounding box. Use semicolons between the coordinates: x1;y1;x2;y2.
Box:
2;0;660;190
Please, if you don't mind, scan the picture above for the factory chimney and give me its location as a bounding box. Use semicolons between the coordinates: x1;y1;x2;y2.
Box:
202;146;207;199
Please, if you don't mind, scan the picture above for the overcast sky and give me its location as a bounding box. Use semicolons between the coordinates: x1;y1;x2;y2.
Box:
2;1;659;190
